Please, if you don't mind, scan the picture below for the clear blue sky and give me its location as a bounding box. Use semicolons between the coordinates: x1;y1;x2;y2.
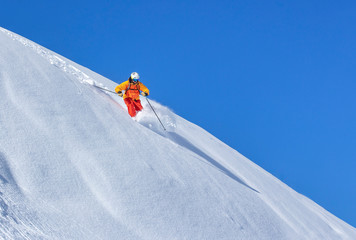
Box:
2;0;355;227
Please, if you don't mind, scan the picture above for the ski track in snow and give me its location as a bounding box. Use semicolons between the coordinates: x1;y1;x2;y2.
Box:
0;28;97;87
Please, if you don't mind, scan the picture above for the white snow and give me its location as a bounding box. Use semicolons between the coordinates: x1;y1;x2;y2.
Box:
0;26;355;240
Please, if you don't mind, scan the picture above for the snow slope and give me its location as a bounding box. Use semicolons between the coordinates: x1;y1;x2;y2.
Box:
0;27;355;240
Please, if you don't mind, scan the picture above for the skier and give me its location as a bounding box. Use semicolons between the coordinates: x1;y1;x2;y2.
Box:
115;72;149;117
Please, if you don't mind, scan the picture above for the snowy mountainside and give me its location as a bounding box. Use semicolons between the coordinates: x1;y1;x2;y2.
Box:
0;27;355;239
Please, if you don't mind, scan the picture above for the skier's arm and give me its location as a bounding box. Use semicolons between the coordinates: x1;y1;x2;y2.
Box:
115;81;128;94
139;82;149;96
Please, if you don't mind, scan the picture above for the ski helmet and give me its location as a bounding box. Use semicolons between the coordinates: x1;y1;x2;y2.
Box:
131;72;140;81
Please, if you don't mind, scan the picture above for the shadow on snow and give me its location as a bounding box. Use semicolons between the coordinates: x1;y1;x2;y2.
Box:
137;117;259;193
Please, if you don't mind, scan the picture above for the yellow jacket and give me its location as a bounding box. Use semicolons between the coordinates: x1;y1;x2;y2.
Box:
115;80;149;100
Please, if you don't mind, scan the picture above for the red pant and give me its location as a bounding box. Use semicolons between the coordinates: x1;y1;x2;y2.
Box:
124;98;143;117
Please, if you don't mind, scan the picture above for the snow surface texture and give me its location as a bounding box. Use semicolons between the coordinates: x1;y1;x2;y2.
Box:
0;27;355;240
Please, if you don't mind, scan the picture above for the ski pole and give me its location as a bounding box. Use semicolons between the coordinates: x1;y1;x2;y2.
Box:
145;97;166;131
93;85;117;94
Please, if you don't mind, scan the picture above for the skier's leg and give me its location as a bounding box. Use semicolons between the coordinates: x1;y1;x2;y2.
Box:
124;98;137;117
133;99;143;112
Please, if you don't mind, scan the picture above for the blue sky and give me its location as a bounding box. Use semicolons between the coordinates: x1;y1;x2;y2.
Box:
2;0;356;227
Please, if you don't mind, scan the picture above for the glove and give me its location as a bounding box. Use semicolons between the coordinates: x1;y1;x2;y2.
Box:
141;92;148;97
117;91;123;97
